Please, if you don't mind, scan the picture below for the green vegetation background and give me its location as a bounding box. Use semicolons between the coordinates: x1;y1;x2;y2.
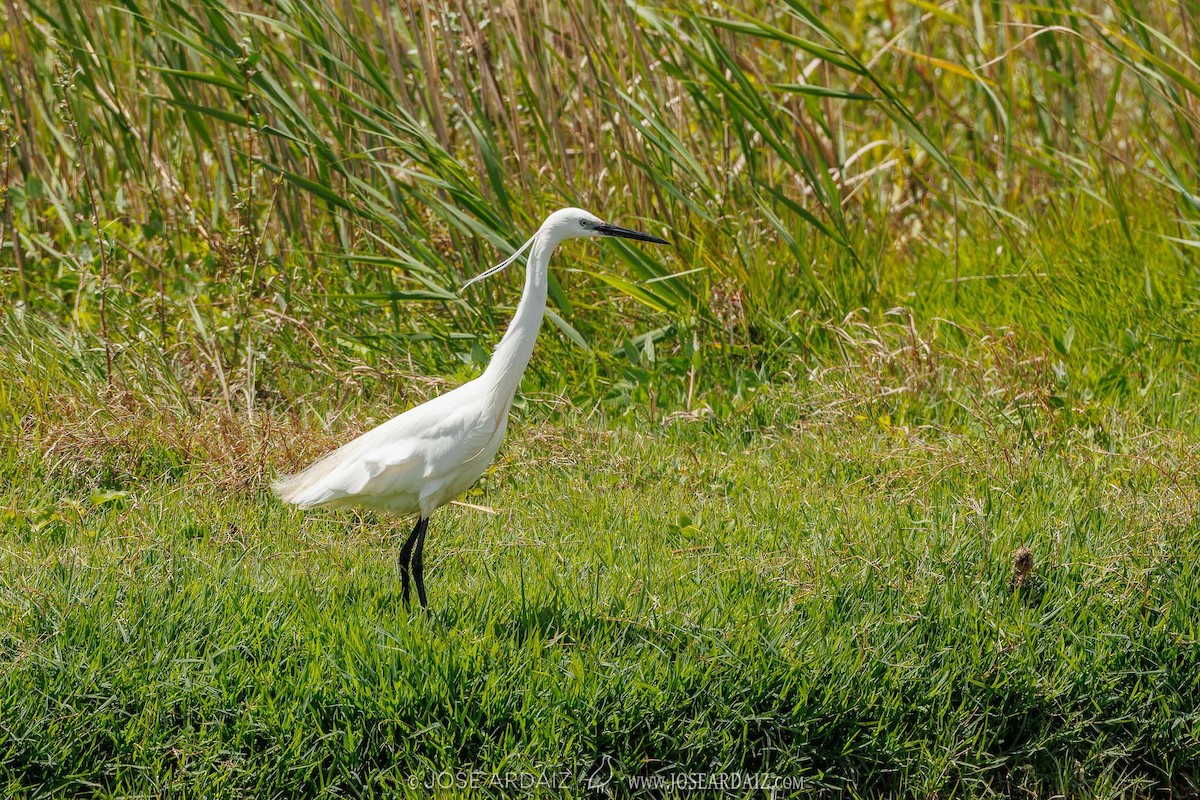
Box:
1;0;1198;796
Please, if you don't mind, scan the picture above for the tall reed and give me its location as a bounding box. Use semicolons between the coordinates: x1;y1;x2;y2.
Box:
1;0;1196;407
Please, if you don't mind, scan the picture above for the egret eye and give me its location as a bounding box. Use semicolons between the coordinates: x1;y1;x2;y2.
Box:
579;219;592;229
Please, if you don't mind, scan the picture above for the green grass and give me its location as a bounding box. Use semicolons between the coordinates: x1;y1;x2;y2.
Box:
3;202;1200;796
3;390;1199;797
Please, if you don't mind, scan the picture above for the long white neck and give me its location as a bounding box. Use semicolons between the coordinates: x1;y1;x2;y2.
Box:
481;231;556;405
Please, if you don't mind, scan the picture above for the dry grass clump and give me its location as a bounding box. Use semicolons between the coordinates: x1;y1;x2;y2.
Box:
26;389;349;497
1010;545;1034;587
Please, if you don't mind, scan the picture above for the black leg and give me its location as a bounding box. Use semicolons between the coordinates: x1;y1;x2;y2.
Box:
412;518;429;610
398;517;424;609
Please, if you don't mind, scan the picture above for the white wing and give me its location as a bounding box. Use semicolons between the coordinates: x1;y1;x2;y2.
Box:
272;381;503;513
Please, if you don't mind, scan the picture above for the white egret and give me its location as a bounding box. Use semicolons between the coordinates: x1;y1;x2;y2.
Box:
272;207;669;609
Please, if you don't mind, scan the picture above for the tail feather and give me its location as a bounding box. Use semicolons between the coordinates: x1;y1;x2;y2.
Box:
271;448;357;509
272;427;420;512
270;471;318;508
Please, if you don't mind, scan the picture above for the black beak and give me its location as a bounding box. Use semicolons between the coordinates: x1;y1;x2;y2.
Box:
594;222;669;245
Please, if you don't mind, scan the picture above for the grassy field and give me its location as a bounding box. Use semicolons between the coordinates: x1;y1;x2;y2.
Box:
3;0;1200;796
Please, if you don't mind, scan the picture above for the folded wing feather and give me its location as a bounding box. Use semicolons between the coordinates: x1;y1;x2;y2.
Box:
272;384;498;513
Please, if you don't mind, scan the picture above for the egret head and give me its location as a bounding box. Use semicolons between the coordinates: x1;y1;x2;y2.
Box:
540;207;670;246
459;207;668;293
